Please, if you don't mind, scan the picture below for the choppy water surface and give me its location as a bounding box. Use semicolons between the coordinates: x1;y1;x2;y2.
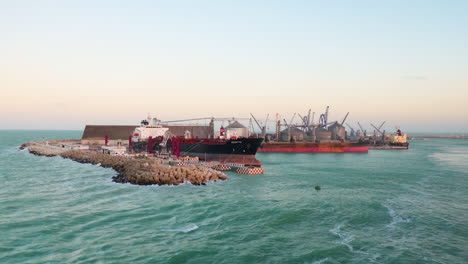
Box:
1;130;467;263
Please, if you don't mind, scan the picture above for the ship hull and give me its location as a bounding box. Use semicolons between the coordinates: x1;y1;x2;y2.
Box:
133;138;264;166
180;153;260;166
361;141;409;150
388;142;409;149
259;141;368;153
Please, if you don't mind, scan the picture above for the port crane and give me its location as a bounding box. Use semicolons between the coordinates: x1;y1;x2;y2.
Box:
297;109;314;133
318;106;329;128
250;113;269;138
282;113;296;128
346;123;357;137
357;122;367;137
370;121;386;144
340;112;350;126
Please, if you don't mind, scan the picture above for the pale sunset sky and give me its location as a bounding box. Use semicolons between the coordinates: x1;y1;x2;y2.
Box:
1;1;467;132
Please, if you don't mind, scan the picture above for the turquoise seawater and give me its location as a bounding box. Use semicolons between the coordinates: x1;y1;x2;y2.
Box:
1;130;467;264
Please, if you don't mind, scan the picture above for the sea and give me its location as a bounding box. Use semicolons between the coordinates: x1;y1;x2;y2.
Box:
0;130;467;264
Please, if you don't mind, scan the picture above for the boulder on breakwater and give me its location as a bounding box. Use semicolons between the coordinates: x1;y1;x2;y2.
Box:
22;142;228;186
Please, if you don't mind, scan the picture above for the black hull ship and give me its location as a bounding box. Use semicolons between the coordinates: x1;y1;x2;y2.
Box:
132;137;264;166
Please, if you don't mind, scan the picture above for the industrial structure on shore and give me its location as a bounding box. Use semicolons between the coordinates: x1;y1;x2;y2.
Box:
79;108;408;169
250;106;409;152
81;115;265;168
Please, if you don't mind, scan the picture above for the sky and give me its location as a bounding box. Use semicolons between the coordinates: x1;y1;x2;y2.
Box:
1;0;467;133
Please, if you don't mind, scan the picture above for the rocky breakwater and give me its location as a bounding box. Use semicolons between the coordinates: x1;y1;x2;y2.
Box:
21;142;228;185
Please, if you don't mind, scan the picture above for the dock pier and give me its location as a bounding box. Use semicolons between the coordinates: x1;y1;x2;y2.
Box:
21;140;229;185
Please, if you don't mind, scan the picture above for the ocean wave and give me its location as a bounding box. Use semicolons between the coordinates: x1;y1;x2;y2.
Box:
161;223;199;233
330;224;354;249
330;224;379;262
430;150;468;172
384;204;410;230
306;257;329;264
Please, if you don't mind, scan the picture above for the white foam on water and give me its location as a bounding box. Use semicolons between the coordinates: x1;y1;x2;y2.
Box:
330;224;379;262
162;223;199;233
330;224;355;251
306;257;329;264
384;204;410;230
429;146;468;172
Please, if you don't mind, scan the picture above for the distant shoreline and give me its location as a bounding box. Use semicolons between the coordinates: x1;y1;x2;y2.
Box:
410;135;468;139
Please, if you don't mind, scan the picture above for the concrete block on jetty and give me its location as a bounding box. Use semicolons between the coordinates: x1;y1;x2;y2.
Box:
21;141;228;186
236;167;265;175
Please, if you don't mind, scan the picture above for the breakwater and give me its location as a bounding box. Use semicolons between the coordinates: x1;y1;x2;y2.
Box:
20;142;227;185
411;135;468;139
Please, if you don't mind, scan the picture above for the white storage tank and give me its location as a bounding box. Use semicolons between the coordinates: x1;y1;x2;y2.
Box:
225;121;249;138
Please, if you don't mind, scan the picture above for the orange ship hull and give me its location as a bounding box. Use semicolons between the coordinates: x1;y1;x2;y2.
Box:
259;142;368;153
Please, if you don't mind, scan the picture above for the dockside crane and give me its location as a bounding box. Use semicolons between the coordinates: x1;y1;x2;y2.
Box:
370;121;386;136
371;123;386;144
340;112;350;126
282;113;297;142
297;113;305;131
297;111;310;133
282;113;297;128
377;121;386;130
264;114;269;135
357;122;367;137
318;106;329;128
289;113;296;126
250;113;262;135
250;113;269;138
346;123;357;137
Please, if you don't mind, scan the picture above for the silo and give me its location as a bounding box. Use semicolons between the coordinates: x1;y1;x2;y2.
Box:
315;127;332;141
328;123;346;140
280;127;305;142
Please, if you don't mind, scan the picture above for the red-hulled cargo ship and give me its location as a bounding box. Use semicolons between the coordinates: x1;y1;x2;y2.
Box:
259;141;368;153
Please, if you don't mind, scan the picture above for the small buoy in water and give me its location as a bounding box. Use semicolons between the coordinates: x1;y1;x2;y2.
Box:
314;185;321;191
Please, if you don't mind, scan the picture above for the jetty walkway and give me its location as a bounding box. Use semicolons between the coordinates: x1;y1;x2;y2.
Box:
21;141;228;185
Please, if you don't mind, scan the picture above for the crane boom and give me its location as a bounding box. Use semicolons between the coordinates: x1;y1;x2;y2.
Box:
163;117;250;123
162;117;212;123
378;121;386;130
357;122;366;134
324;106;329;123
346;123;355;132
289;113;296;126
370;123;383;134
250;113;262;131
340;112;350;126
262;114;269;137
297;113;304;125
